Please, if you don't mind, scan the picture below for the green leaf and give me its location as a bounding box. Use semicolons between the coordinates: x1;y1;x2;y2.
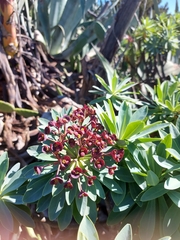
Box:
107;208;130;226
95;51;114;86
6;203;34;228
95;75;111;93
0;100;14;113
101;177;123;194
146;170;159;186
163;204;180;236
111;186;126;206
113;193;134;212
158;237;171;240
117;102;131;139
65;180;77;205
0;200;13;232
1;168;27;196
114;224;132;240
141;183;168;202
94;21;106;41
157;134;172;159
166;148;180;160
57;203;72;231
156;84;163;102
167;191;180;208
101;112;116;133
2;195;23;205
42;177;53;196
52;182;64;196
73;201;83;224
115;167;134;182
26;145;42;157
94;180;106;199
153;155;175;169
87;198;97;223
121;120;145;140
38;117;49;126
23;174;52;203
2;163;20;189
165;100;174;111
105;99;116;124
48;191;65;221
87;184;97;202
111;72;118;93
36;194;51;213
130;123;169;141
49;0;68;28
35;153;58;161
139;200;156;240
75;195;88;216
168;82;177;97
169;124;180;138
0;152;9;188
130;106;148;122
77;216;99;240
15;108;39;118
164;175;180;190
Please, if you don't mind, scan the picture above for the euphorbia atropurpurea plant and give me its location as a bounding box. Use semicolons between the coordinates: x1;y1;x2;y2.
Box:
24;101;171;233
25;105;125;230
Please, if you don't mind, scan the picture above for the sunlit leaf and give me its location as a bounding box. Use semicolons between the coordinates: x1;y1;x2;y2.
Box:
114;224;132;240
77;216;99;240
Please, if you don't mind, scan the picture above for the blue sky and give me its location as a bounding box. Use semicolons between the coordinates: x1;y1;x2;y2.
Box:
160;0;179;13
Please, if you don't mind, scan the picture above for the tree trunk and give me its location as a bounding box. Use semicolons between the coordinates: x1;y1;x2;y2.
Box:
100;0;142;63
0;0;18;57
79;0;142;103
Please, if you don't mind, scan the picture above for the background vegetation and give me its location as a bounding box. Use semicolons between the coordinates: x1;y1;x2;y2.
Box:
0;0;180;239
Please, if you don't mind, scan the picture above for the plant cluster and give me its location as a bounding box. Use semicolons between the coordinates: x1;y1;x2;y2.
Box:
119;13;180;82
2;73;180;239
35;104;124;199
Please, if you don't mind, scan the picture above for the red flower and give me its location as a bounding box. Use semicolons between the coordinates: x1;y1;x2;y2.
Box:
91;147;101;159
94;158;105;169
60;155;71;169
34;166;44;174
87;176;96;186
106;166;117;175
68;138;76;147
111;149;124;163
50;176;63;185
42;145;51;153
79;190;88;198
38;132;46;142
44;126;51;134
79;147;88;157
64;180;73;189
48;120;56;127
71;167;83;179
52;141;63;152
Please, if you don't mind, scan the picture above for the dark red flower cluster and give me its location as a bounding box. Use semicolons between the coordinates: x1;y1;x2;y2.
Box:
36;105;124;198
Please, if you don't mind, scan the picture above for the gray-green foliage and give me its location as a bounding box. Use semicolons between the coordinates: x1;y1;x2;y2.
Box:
0;152;34;239
119;12;180;83
35;0;117;58
77;216;171;240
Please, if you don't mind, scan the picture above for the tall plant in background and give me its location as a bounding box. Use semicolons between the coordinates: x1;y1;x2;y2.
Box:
119;12;180;83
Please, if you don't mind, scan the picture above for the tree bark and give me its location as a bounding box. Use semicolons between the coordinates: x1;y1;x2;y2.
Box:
0;0;18;57
100;0;142;63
